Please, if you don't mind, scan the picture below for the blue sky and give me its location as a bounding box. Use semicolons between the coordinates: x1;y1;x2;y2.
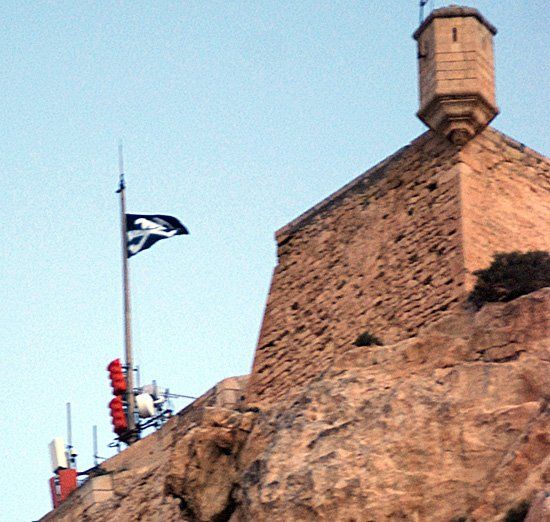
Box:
1;2;548;520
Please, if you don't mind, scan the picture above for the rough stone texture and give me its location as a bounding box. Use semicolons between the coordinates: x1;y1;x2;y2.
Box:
165;407;256;522
246;127;549;409
235;289;549;522
525;491;550;521
41;289;550;522
460;131;550;289
248;131;464;407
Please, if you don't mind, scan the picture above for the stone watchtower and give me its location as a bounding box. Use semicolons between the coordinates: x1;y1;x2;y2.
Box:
414;6;499;144
246;6;550;408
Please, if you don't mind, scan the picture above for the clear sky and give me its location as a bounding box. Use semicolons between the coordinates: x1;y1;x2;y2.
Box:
1;1;548;520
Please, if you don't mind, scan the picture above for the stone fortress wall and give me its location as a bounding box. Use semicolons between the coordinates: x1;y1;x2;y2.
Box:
460;130;550;285
246;127;550;408
245;5;550;408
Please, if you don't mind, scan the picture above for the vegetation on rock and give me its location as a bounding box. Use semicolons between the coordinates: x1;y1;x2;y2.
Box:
354;331;383;347
468;251;550;309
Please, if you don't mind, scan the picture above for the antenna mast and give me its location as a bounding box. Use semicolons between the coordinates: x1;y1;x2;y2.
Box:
66;402;77;468
93;425;99;466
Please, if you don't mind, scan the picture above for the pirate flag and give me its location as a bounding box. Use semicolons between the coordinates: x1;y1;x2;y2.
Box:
126;214;188;258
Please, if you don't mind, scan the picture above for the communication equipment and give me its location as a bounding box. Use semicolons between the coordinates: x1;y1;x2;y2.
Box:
135;393;156;418
49;437;68;472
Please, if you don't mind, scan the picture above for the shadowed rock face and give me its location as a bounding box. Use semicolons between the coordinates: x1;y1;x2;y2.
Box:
164;408;256;522
41;289;549;522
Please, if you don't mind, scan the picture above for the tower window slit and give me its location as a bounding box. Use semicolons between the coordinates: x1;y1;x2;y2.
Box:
452;28;458;42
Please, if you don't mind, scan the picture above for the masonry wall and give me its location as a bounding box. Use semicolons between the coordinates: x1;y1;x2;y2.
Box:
417;15;496;109
247;131;467;407
460;128;550;287
247;128;549;408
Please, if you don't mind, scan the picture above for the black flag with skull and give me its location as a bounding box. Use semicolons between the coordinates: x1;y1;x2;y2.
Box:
126;214;188;258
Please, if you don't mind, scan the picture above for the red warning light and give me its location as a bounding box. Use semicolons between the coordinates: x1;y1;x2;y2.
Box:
109;396;128;435
107;358;127;395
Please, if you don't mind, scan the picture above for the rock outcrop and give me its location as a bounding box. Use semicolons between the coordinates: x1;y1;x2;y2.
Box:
233;289;549;521
42;289;549;521
165;408;256;521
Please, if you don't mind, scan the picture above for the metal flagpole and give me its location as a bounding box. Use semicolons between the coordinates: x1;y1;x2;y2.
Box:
117;142;136;439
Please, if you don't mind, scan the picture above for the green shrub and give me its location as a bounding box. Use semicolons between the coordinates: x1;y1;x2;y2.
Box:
354;331;383;347
468;251;550;309
503;500;530;522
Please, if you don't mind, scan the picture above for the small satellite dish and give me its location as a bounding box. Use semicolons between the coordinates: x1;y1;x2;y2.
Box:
135;393;156;418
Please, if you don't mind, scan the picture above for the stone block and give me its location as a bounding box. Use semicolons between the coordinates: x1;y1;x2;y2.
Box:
79;475;114;510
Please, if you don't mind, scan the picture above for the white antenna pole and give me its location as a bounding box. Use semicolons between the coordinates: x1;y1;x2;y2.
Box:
66;402;72;450
66;402;77;468
118;142;137;440
93;425;98;466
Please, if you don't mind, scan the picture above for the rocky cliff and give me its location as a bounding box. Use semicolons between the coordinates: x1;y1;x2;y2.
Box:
43;289;549;522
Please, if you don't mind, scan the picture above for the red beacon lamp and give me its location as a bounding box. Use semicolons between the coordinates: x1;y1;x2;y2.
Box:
107;358;128;435
109;396;128;435
107;358;127;396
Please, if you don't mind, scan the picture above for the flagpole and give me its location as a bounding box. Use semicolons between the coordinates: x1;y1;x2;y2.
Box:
117;142;136;439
